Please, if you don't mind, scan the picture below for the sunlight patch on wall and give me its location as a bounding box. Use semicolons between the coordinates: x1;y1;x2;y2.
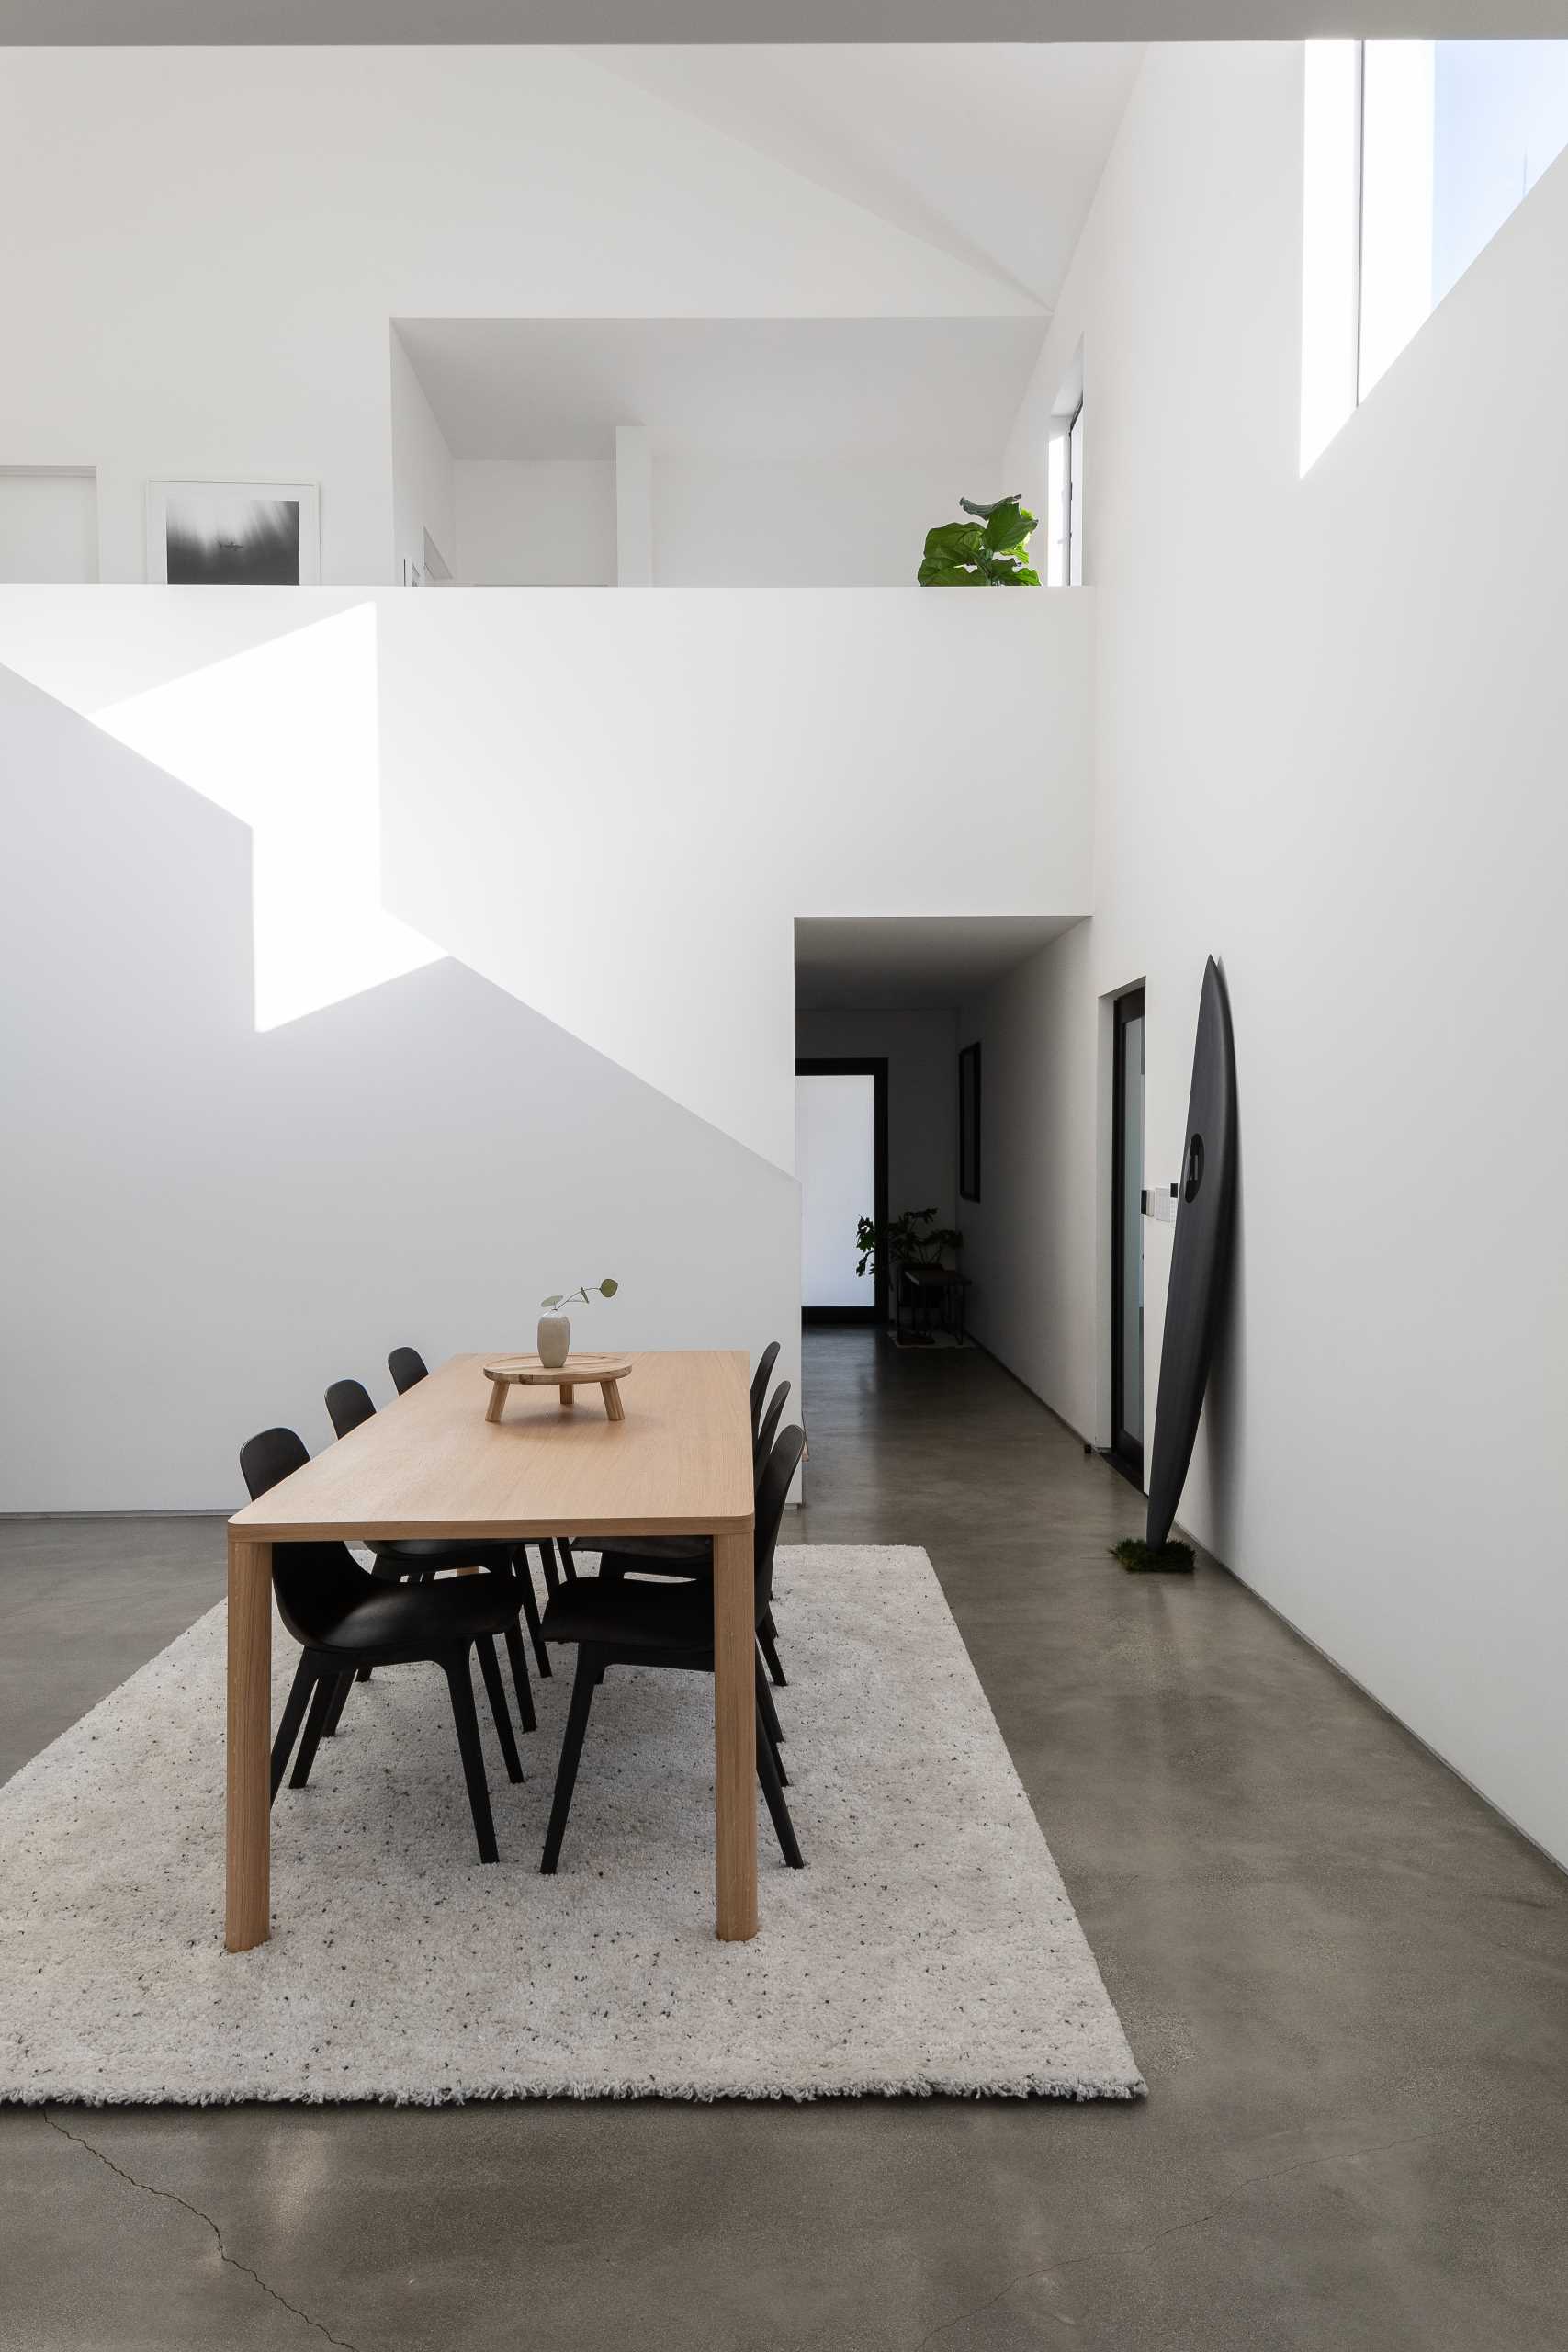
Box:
94;604;441;1030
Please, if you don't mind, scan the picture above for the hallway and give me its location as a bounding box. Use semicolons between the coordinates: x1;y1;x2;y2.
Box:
1;1329;1565;2349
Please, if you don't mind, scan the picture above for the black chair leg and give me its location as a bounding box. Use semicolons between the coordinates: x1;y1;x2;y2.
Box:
514;1548;550;1678
540;1646;600;1874
270;1657;315;1803
756;1699;804;1868
538;1539;565;1601
503;1621;536;1735
477;1634;525;1784
755;1647;787;1782
289;1671;339;1790
443;1651;499;1864
355;1665;373;1682
321;1670;355;1736
759;1610;787;1689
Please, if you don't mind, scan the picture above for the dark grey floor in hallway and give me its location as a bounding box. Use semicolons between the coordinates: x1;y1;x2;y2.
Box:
3;1328;1566;2352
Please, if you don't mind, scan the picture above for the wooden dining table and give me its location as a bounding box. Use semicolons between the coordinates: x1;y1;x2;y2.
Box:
225;1349;758;1951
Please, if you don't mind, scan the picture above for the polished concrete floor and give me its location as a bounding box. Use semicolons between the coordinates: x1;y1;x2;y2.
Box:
3;1329;1566;2350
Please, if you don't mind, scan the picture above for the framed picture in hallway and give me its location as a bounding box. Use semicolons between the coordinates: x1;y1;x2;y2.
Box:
146;480;321;584
958;1041;982;1202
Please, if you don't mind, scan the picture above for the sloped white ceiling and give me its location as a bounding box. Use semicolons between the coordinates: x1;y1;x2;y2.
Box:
587;44;1144;310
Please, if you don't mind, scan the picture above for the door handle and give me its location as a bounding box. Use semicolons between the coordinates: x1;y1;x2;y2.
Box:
1183;1132;1205;1204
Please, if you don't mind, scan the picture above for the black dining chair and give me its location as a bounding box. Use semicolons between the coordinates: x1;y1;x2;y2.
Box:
322;1376;547;1723
750;1340;780;1438
240;1427;528;1864
538;1422;808;1876
570;1376;795;1695
388;1345;428;1395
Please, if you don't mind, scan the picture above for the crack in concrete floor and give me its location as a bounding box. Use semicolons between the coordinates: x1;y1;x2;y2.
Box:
40;2110;364;2351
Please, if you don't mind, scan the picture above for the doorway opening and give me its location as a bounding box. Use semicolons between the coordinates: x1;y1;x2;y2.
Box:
796;1058;888;1326
1110;987;1145;1483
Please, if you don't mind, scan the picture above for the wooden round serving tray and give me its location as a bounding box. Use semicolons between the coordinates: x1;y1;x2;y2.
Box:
482;1353;634;1424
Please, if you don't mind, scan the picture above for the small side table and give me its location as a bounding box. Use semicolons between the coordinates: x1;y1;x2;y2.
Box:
896;1265;972;1345
482;1354;634;1424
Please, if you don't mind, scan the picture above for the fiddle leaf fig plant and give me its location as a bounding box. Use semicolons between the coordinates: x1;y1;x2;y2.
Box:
918;493;1040;588
541;1276;619;1314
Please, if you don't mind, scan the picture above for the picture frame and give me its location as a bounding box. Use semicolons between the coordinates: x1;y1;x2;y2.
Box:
958;1041;982;1203
146;480;321;585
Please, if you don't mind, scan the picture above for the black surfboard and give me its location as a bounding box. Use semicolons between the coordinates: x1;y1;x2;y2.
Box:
1145;957;1238;1552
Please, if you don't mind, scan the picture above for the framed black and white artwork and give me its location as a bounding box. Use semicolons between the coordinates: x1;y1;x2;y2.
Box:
958;1040;982;1203
146;481;320;585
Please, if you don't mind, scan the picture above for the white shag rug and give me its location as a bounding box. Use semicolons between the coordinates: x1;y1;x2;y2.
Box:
0;1546;1144;2106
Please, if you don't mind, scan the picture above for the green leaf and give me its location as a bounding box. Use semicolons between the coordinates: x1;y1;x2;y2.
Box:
541;1294;562;1310
1000;565;1040;586
982;500;1037;553
918;559;984;586
599;1276;618;1296
922;520;984;566
959;492;1021;521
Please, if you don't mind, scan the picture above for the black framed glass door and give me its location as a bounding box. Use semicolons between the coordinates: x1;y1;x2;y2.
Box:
1111;989;1145;1479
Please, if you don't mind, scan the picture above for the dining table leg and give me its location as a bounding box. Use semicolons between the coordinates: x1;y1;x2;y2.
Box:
226;1532;273;1951
712;1528;759;1940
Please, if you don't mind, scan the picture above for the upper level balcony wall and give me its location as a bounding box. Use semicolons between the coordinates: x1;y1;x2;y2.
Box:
0;585;1093;1170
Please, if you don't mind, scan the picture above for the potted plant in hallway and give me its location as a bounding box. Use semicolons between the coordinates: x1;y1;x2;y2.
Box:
537;1276;618;1369
917;493;1040;586
855;1208;964;1343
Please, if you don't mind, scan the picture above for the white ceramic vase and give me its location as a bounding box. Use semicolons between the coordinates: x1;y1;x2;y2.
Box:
537;1313;570;1369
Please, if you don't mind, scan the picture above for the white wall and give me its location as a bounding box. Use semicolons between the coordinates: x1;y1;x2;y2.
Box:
454;461;616;586
990;44;1568;1863
389;330;457;584
0;666;798;1511
0;470;99;583
0;48;1034;584
958;924;1100;1435
795;1008;959;1232
0;579;1089;1505
370;588;1094;1171
653;457;1010;586
446;451;1019;589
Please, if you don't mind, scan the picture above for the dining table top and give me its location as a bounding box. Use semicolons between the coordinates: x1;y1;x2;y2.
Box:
230;1348;756;1543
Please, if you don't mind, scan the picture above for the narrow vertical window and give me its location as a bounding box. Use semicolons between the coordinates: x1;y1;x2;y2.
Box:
1066;400;1085;587
1045;433;1067;586
1303;38;1568;469
1300;39;1362;474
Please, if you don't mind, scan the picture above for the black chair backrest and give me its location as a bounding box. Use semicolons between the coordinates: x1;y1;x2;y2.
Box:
752;1378;790;1481
749;1341;781;1442
238;1426;367;1644
241;1423;310;1503
388;1346;428;1396
324;1378;376;1440
753;1423;806;1623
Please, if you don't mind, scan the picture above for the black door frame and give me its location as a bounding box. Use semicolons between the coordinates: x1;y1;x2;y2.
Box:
796;1057;889;1327
1110;989;1146;1482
